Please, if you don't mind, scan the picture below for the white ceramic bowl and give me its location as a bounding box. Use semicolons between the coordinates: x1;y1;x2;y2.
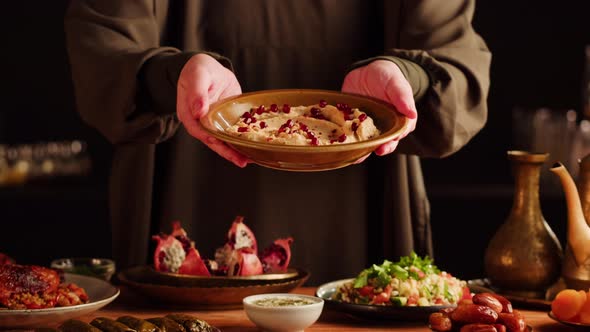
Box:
243;293;324;332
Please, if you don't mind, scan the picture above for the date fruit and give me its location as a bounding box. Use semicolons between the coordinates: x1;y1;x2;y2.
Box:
429;312;452;332
488;293;513;313
460;324;498;332
451;304;499;324
473;293;503;314
497;311;526;332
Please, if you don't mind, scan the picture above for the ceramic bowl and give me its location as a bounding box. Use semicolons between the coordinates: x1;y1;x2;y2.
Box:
50;258;116;281
243;293;324;332
200;89;408;172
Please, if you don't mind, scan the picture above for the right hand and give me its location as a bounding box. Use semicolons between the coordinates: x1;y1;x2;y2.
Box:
177;53;249;167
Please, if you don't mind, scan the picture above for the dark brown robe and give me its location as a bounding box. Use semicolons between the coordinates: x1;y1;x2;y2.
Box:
64;0;490;285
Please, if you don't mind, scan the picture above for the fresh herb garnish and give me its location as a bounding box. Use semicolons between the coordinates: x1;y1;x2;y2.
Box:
352;252;439;289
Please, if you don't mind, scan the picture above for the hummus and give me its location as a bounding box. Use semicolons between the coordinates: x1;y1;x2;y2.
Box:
226;102;380;146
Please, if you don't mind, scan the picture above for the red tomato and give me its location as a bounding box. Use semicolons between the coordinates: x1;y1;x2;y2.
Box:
357;286;374;297
461;286;473;300
407;295;419;306
372;285;393;304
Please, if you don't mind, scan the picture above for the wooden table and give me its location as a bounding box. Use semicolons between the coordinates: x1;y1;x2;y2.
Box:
74;287;578;332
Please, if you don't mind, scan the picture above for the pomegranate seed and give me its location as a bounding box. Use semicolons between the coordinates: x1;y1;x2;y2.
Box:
242;111;252;119
299;123;308;131
319;100;327;108
260;121;267;129
278;119;294;133
330;139;336;144
338;134;347;142
310;136;319;146
336;103;350;112
251;118;257;123
270;104;278;112
282;104;291;113
359;113;367;122
352;122;359;132
238;127;248;132
256;105;265;114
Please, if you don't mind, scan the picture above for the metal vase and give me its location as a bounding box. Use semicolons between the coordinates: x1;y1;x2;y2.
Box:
484;151;563;298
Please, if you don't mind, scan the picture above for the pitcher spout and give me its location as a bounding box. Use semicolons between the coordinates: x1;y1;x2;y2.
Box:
550;162;590;266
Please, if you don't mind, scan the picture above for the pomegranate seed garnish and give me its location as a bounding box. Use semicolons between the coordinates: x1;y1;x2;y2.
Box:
352;122;359;132
282;104;291;113
251;118;257;123
330;139;336;144
242;111;252;119
336;103;350;112
278;119;294;133
359;113;367;122
270;104;278;112
256;105;265;114
310;136;319;146
338;134;347;142
260;121;267;129
238;127;248;132
319;100;327;108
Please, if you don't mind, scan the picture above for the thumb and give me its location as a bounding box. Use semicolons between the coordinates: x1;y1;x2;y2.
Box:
192;93;209;119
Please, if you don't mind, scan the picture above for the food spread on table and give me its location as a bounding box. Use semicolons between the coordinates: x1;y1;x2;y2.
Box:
333;252;468;307
429;292;527;332
0;254;89;310
152;216;293;277
226;101;380;146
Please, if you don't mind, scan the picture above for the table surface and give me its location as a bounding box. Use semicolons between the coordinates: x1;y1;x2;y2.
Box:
72;287;576;332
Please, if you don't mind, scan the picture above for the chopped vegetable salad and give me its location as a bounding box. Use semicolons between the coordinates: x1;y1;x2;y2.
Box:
333;252;467;306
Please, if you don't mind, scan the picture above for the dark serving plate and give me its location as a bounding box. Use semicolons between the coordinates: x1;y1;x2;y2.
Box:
315;278;456;321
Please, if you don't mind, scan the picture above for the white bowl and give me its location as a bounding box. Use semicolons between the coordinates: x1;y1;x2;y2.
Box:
243;293;324;332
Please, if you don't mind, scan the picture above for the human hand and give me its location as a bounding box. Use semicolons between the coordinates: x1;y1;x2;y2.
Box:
342;60;418;159
177;53;249;167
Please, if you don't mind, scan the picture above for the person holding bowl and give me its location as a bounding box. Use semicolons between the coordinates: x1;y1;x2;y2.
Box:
64;0;490;284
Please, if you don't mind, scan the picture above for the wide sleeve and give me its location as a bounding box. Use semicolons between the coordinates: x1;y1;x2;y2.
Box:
360;0;491;158
64;1;231;144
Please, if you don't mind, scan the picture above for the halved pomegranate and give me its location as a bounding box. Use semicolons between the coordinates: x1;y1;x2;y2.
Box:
227;248;263;276
152;234;186;273
226;216;258;253
178;247;210;276
260;237;294;273
170;221;193;253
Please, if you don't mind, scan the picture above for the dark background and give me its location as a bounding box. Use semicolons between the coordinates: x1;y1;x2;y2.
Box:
1;1;589;282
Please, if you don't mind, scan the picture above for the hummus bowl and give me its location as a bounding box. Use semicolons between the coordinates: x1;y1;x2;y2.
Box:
200;89;409;171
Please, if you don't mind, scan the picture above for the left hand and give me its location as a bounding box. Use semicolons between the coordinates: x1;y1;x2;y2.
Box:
342;60;418;159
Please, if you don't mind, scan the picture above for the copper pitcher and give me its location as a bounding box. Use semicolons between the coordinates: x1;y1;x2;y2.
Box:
484;151;563;298
551;155;590;290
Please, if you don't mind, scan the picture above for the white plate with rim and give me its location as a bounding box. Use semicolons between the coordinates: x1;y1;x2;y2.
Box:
0;273;119;328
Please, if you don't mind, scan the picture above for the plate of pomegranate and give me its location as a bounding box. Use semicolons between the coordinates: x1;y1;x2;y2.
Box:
0;254;119;328
316;253;471;320
118;216;309;308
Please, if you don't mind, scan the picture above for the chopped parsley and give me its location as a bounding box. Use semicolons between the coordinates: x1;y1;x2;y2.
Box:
352;252;440;288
